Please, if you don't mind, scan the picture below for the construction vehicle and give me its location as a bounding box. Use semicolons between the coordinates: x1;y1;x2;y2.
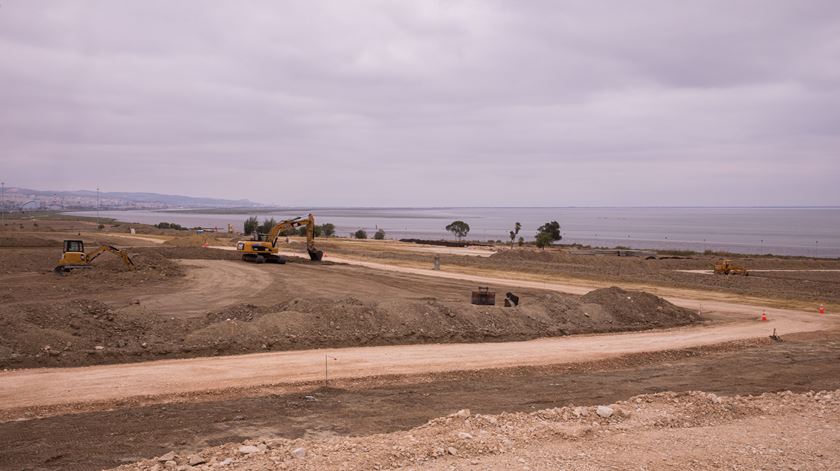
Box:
236;213;323;264
713;259;748;276
55;240;135;273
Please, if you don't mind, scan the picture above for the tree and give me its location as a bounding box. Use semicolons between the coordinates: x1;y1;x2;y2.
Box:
354;229;368;239
535;221;561;249
374;228;386;240
518;236;524;247
321;223;335;237
258;218;277;234
509;222;521;248
445;220;470;240
244;216;259;235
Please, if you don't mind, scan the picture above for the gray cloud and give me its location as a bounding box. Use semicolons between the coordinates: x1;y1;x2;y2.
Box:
1;0;839;206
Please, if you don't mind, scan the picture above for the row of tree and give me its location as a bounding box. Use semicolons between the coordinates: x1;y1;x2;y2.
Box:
353;228;386;240
243;217;336;237
243;216;561;247
446;220;562;248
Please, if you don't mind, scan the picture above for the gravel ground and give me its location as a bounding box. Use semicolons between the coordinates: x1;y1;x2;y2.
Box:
112;389;840;470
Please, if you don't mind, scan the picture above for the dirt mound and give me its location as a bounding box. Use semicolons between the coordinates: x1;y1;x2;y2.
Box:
0;284;701;369
183;289;700;358
580;287;701;326
0;299;202;367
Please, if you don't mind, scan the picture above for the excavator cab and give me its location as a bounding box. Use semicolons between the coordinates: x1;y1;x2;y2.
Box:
58;240;88;266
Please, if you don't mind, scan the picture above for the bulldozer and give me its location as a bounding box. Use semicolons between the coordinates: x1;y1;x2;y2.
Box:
236;213;324;264
55;240;135;273
713;259;748;276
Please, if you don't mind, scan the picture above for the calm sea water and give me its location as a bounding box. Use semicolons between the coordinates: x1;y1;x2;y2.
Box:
69;207;840;258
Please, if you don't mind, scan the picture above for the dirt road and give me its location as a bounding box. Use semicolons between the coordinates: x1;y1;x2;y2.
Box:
0;252;835;413
0;300;832;411
120;259;272;316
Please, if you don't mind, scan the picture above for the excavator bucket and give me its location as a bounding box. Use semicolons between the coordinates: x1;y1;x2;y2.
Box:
308;249;324;261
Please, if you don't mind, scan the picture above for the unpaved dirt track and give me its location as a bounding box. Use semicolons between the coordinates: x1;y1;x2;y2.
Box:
1;254;835;412
0;303;832;411
122;260;272;316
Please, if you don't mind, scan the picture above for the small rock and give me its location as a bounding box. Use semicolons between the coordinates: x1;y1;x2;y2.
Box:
455;409;471;418
188;454;206;466
304;395;317;402
163;460;176;468
596;405;614;418
291;447;306;459
219;458;233;466
457;432;473;440
447;447;458;456
158;451;176;462
238;445;260;454
94;345;105;351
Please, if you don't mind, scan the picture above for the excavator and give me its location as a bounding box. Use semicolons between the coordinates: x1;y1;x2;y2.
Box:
55;240;135;273
236;213;324;264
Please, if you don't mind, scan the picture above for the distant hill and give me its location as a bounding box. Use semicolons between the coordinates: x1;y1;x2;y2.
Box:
0;187;262;210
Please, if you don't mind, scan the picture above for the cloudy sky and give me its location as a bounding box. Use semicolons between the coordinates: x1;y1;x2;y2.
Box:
1;1;838;206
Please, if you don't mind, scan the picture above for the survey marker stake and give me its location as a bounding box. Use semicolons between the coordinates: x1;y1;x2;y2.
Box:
325;355;338;388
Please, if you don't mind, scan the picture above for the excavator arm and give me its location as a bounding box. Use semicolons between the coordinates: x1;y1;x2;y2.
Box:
266;213;323;261
237;214;323;263
85;245;136;269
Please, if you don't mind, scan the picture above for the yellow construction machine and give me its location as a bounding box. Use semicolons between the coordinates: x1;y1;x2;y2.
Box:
713;259;748;276
55;240;135;273
236;213;324;264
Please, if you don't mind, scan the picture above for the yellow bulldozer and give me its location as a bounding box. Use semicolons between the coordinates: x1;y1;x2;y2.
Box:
713;259;748;276
55;239;135;273
236;213;324;264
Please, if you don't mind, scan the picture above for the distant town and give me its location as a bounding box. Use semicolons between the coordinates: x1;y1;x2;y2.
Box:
0;186;261;211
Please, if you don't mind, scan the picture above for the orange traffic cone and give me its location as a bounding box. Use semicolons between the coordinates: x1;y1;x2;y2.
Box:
761;311;768;322
202;241;209;248
819;304;825;315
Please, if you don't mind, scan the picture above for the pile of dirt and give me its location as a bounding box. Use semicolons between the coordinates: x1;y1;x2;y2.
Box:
579;287;700;326
163;234;211;247
0;285;700;368
112;389;840;471
184;287;699;357
0;299;202;367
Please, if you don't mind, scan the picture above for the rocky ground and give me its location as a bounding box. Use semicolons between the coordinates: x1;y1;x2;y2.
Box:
112;388;840;470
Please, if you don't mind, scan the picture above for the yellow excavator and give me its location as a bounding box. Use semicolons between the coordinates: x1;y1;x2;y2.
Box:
236;213;324;264
55;240;135;273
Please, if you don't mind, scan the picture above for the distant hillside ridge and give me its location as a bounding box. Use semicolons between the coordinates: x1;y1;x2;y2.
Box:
0;187;263;210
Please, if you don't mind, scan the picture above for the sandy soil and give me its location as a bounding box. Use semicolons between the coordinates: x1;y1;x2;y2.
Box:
3;330;840;471
112;388;840;471
123;259;272;316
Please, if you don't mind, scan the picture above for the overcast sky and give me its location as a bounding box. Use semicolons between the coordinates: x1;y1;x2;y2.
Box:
1;1;839;206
